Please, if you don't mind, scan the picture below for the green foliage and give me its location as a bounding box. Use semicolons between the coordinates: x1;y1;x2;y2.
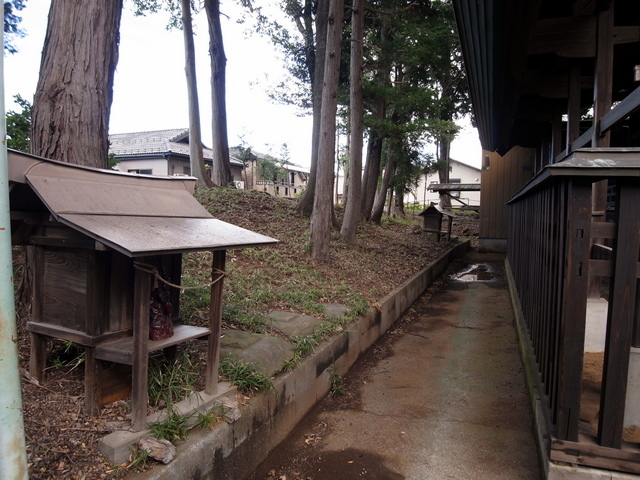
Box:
128;446;152;472
329;368;345;397
219;358;275;395
191;404;226;430
4;0;27;54
257;154;287;183
6;94;31;152
148;407;191;441
147;350;199;407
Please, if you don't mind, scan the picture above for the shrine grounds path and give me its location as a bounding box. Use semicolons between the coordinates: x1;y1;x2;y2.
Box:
248;251;542;480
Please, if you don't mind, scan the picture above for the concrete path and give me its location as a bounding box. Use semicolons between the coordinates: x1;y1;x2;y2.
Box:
248;251;541;480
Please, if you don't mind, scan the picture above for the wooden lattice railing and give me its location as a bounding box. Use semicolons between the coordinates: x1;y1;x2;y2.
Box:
507;149;640;473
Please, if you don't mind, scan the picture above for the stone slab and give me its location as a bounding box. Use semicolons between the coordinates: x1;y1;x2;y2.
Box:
267;311;323;337
322;303;349;318
220;329;295;376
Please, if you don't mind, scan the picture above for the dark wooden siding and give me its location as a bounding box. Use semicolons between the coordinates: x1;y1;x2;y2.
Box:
479;146;536;241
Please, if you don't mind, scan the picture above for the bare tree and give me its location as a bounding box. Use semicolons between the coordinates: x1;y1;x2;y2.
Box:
310;0;344;263
31;0;123;166
204;0;233;186
340;0;364;243
180;0;214;188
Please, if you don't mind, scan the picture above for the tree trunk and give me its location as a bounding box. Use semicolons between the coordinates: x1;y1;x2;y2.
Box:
370;146;395;224
311;0;344;263
205;0;232;187
295;0;329;216
437;138;452;210
340;0;364;244
360;124;384;220
31;0;123;166
181;0;214;189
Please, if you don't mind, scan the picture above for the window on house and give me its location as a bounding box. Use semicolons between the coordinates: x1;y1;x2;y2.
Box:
183;166;191;175
428;181;438;193
128;169;153;175
449;178;461;198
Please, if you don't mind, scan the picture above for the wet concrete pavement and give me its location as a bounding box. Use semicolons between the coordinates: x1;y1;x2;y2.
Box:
248;251;541;480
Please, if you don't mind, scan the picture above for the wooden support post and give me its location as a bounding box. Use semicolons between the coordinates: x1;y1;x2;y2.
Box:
598;181;640;448
131;264;151;432
206;250;226;394
29;332;48;383
556;180;591;441
566;61;582;153
84;347;101;416
588;5;614;298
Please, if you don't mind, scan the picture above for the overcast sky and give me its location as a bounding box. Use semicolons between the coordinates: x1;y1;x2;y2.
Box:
4;0;481;168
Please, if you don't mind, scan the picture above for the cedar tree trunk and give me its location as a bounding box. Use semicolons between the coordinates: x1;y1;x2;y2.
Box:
295;0;329;216
310;0;344;263
181;0;214;189
31;0;123;166
340;0;364;243
205;0;233;186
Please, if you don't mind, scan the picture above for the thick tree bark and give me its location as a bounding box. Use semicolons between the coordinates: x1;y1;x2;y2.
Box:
295;0;329;217
30;0;123;166
181;0;214;189
205;0;233;187
437;138;451;209
360;122;384;220
311;0;344;263
340;0;364;244
370;146;395;224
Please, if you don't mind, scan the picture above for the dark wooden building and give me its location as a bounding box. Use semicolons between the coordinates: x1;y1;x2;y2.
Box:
453;0;640;475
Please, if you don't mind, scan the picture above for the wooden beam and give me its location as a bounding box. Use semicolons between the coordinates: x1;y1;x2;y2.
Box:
530;16;639;58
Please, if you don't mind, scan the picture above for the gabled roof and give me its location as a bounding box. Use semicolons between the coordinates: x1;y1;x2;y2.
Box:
450;158;481;173
109;128;243;167
9;150;277;257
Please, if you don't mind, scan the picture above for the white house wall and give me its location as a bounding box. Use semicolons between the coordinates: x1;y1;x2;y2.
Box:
115;158;170;176
405;161;481;207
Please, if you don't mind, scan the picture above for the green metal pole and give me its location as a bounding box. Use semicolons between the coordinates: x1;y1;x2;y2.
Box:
0;27;29;480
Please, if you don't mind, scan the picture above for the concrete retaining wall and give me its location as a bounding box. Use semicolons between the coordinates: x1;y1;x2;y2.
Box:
131;240;471;480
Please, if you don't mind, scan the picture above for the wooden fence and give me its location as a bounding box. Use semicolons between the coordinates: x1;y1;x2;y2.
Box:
507;149;640;473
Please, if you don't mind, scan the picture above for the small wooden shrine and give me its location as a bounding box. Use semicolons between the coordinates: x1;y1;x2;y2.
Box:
418;203;454;242
9;150;277;431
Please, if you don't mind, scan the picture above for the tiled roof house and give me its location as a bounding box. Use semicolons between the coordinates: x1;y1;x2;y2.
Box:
109;128;245;185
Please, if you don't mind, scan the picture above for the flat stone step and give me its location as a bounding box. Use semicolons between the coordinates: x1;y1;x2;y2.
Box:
220;329;294;376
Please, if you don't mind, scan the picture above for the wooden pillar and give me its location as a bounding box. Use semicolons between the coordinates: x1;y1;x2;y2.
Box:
589;4;614;298
206;249;226;394
566;61;582;152
84;347;101;416
131;264;152;432
598;180;640;448
551;101;564;162
556;179;592;441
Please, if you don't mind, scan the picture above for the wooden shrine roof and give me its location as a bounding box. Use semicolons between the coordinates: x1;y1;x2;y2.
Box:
8;150;277;256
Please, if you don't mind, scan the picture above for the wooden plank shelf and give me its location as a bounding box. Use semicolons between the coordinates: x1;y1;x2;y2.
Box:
95;324;210;365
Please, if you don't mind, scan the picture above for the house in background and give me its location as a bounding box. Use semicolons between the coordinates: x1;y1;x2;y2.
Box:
109;129;245;186
109;129;309;198
231;147;309;199
404;158;481;209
